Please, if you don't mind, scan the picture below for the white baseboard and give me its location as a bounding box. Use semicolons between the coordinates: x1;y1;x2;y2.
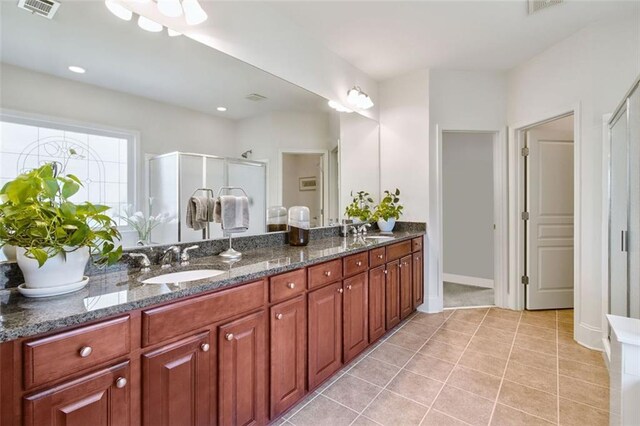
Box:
575;321;604;351
419;295;443;313
443;273;494;289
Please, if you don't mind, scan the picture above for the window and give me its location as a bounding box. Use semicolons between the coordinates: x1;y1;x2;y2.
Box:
0;115;135;225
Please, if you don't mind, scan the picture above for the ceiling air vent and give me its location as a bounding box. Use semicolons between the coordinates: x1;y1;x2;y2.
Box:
245;93;268;102
17;0;60;19
528;0;563;14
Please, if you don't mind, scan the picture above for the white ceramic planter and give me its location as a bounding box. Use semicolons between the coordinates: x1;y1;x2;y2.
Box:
16;247;90;289
2;244;16;262
377;218;396;232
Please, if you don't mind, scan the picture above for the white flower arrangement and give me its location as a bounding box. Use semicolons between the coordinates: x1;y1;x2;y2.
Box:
119;198;174;245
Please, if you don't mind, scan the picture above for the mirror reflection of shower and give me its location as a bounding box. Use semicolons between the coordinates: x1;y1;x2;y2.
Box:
241;150;253;159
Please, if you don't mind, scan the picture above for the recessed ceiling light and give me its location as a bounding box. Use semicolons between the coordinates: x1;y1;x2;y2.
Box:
68;66;86;74
217;107;227;112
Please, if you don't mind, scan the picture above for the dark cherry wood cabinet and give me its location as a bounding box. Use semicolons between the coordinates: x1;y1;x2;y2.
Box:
385;260;401;329
218;311;268;426
23;361;131;426
399;255;413;320
141;332;212;426
307;282;343;389
343;272;368;363
270;296;306;419
412;251;424;309
368;265;386;343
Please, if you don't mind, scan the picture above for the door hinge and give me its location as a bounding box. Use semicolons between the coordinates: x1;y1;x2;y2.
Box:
521;211;529;221
521;147;529;157
521;275;529;285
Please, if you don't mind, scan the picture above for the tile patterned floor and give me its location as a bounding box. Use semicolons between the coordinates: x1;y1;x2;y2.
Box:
275;308;610;426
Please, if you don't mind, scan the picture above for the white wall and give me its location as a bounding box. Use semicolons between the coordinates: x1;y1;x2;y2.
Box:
507;13;640;349
282;154;322;226
442;132;494;283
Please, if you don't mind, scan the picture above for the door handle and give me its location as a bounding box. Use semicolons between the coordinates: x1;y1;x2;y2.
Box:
622;230;627;252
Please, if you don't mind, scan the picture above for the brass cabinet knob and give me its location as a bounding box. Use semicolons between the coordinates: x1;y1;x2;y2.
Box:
384;270;388;275
378;254;384;259
324;271;332;277
346;285;352;290
79;346;92;358
287;282;296;289
276;313;283;320
225;333;234;341
115;377;127;389
337;288;344;293
201;343;210;352
356;261;362;267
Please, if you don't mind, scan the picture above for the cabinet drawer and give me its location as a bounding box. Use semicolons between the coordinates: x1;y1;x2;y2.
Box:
142;280;267;346
412;237;423;252
343;252;369;277
24;316;130;389
308;259;343;289
387;240;412;261
270;269;306;303
369;247;386;268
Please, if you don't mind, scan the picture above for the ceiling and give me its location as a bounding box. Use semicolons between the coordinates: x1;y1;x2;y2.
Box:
0;1;327;120
268;0;637;81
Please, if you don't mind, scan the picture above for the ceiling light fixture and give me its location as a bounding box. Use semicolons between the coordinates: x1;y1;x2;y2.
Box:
157;0;183;18
182;0;208;25
217;107;227;112
347;86;374;110
327;100;353;113
138;15;163;32
104;0;132;21
167;28;182;37
68;66;86;74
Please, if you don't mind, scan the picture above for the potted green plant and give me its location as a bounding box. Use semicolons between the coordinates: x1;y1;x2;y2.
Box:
344;190;374;223
372;188;403;232
0;163;122;293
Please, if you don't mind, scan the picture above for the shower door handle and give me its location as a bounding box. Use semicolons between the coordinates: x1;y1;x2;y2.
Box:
622;230;627;252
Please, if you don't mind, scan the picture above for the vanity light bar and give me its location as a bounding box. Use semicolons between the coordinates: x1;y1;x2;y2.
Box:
105;0;207;33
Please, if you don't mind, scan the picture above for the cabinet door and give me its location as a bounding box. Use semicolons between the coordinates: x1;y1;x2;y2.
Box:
270;296;306;419
343;272;368;363
142;332;212;426
369;266;386;343
308;282;343;389
412;251;424;309
400;255;413;319
24;361;130;426
385;260;401;329
219;311;267;426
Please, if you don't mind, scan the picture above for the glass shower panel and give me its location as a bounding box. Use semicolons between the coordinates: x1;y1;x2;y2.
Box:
149;154;178;245
227;160;267;236
628;89;640;319
180;154;208;243
610;106;629;318
205;157;225;240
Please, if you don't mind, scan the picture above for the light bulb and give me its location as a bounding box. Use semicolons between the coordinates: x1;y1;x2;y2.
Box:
68;66;86;74
360;95;374;109
217;107;227;112
328;100;353;113
167;28;182;37
105;0;132;21
347;87;360;105
138;15;163;32
182;0;208;25
157;0;183;18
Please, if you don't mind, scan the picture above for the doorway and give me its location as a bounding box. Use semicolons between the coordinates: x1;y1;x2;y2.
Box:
521;114;575;310
281;152;325;227
442;131;496;308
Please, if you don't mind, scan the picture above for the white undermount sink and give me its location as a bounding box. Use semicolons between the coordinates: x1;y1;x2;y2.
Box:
365;236;395;243
141;269;225;284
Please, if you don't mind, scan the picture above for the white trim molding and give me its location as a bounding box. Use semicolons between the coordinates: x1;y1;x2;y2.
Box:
443;273;494;289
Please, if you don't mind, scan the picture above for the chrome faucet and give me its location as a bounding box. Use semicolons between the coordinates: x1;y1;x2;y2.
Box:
129;253;151;272
357;223;372;235
160;246;180;269
180;245;200;266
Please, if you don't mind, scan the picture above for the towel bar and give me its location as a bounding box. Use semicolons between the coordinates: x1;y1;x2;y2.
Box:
216;186;248;260
190;188;215;239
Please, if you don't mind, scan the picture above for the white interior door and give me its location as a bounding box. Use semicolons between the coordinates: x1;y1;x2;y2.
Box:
526;127;574;309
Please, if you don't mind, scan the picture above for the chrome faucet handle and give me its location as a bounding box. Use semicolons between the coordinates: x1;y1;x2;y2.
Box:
129;253;151;272
160;246;180;269
358;223;372;235
180;245;200;266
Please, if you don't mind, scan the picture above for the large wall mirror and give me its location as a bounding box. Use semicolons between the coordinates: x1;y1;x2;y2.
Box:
0;1;379;257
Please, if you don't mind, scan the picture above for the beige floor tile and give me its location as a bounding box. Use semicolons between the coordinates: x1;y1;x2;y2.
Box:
557;331;575;346
450;308;488;324
421;409;469;425
557;321;573;334
387;369;444;406
522;310;557;319
289;395;358;426
558;358;609;387
351;416;382;426
447;365;502;400
513;333;557;356
558;376;609;411
412;312;450;328
401;321;439;339
283;392;319;420
520;315;556;330
348;358;400;387
491;403;554;425
467;335;512;360
431;328;474;348
558;343;605;367
405;353;456;382
474;325;516;345
363;390;428;426
386;330;429;352
517;323;556;341
498;380;557;423
441;319;480;335
322;374;382;412
458;349;508;377
504;361;557;394
556;310;574;322
509;347;557;372
559;398;609;426
369;342;415;367
420;339;465;363
486;308;522;322
482;316;519;332
432;385;494;426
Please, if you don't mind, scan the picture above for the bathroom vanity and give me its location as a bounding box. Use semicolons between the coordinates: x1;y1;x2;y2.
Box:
0;231;424;425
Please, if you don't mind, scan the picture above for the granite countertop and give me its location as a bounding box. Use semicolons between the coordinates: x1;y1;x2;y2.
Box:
0;231;424;342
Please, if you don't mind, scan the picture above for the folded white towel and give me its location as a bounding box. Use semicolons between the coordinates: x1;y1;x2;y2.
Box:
215;195;249;232
186;196;214;230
